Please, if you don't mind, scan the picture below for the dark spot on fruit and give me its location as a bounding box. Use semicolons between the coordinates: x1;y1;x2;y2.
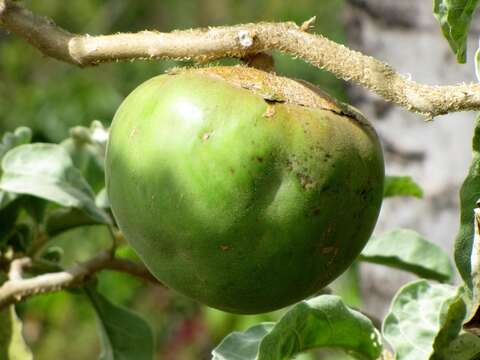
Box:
256;156;264;163
229;168;235;175
312;207;321;216
296;172;316;190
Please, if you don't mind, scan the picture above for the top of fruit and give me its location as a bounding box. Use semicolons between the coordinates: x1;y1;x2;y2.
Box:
167;65;373;131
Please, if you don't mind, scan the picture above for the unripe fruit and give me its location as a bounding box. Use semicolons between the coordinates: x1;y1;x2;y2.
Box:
106;66;384;314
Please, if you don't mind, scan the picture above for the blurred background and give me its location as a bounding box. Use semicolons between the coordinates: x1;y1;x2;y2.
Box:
0;0;479;359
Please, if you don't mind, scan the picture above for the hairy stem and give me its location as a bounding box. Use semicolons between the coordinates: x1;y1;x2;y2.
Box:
1;1;480;118
0;251;162;309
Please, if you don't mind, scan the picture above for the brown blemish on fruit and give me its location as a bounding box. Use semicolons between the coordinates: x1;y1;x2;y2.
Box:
220;245;231;251
296;172;316;190
175;66;377;135
326;248;340;266
202;132;211;141
129;127;138;140
256;156;264;163
312;207;321;216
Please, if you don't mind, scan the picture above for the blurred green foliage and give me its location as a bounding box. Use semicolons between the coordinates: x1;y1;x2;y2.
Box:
1;1;347;359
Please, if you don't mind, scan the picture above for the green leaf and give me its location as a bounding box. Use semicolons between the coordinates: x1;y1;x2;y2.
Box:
213;323;274;360
383;280;465;360
0;190;18;211
96;188;110;209
45;207;106;237
85;287;154;360
383;176;423;198
359;229;454;282
212;295;382;360
0;195;23;245
61;122;107;193
0;127;32;162
0;127;33;226
0;306;33;360
442;333;480;359
455;116;480;288
0;143;110;225
433;0;480;63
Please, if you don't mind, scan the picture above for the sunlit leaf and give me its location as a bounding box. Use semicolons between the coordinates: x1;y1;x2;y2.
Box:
433;0;480;63
0;127;32;162
0;126;32;228
85;286;154;360
96;188;110;209
212;295;382;360
383;176;423;198
383;280;465;360
0;143;110;225
359;229;454;282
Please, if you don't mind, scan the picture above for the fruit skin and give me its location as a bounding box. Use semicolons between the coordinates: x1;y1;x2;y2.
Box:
106;66;384;314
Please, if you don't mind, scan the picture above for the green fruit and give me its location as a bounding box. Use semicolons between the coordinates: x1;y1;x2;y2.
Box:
106;66;384;314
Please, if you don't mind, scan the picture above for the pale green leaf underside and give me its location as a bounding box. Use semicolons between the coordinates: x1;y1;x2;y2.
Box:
0;143;110;225
383;280;464;360
433;0;480;63
360;229;454;282
212;295;382;360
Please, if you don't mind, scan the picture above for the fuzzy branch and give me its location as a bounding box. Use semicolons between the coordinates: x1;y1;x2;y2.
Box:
0;251;161;309
1;1;480;118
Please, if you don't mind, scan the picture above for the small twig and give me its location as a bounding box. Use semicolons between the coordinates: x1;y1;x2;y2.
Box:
8;257;32;281
104;258;159;284
0;250;163;309
1;1;480;118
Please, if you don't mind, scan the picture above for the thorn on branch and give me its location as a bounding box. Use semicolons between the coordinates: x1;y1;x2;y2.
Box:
300;16;316;32
0;250;164;309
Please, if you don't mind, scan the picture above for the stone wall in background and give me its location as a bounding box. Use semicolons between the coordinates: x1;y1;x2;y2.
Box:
344;0;479;317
